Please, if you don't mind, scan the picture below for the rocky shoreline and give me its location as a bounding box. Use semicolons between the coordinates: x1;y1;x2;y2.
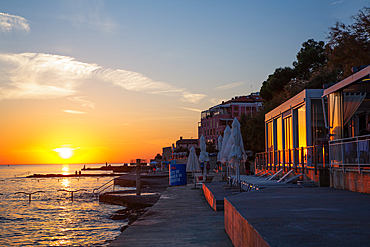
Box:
100;173;169;232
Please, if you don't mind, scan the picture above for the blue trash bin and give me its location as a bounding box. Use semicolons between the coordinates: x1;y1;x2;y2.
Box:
169;163;187;186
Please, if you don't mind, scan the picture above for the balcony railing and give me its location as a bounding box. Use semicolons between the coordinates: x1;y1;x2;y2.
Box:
256;136;370;174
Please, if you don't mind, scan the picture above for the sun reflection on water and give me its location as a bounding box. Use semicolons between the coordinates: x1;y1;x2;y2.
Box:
62;164;69;175
61;178;70;188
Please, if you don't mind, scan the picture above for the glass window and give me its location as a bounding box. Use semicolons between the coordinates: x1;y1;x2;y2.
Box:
311;99;327;146
267;121;274;152
298;105;306;148
276;117;282;151
284;117;293;150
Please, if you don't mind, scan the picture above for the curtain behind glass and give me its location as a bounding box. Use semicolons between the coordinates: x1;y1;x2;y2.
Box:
343;93;366;125
329;92;343;141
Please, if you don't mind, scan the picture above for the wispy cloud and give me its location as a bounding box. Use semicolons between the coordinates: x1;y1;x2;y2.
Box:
0;52;205;104
69;96;95;108
0;12;30;33
180;107;202;113
215;81;246;91
94;68;206;103
0;53;99;101
63;110;87;114
331;0;344;5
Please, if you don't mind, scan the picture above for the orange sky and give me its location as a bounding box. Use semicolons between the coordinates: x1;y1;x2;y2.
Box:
0;88;201;164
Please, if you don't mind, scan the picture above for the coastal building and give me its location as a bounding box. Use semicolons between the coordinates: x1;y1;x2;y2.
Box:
175;136;198;150
255;65;370;193
198;93;263;146
255;89;330;186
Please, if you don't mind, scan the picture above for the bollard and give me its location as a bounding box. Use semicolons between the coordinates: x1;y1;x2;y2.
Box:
136;159;141;196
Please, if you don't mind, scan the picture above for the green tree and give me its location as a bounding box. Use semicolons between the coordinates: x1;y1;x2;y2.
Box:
293;39;327;80
326;7;370;78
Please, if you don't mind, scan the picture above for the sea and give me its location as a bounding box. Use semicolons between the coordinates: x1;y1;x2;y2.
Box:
0;164;132;247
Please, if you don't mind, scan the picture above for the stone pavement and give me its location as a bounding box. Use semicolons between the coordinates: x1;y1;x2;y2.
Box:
109;182;233;247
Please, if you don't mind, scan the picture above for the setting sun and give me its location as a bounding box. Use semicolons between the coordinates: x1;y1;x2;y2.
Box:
54;147;74;159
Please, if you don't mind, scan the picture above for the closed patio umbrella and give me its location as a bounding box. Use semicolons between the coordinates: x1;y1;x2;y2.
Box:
186;146;200;172
217;135;223;162
225;118;247;190
199;135;209;163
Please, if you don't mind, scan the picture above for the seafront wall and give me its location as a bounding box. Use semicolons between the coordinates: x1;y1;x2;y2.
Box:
331;168;370;193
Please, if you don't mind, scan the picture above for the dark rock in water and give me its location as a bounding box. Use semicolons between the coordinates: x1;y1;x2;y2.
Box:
110;214;128;220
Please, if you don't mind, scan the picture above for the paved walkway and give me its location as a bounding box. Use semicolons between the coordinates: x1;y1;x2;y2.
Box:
204;175;370;247
109;183;233;246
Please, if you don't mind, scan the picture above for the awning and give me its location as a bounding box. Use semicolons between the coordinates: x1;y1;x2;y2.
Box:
323;66;370;97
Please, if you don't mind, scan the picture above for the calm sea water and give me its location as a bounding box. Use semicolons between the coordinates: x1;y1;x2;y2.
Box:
0;164;131;246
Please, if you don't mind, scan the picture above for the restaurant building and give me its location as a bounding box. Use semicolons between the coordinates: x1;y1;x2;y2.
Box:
255;65;370;193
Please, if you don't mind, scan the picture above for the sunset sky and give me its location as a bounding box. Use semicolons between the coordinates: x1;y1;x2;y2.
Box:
0;0;368;164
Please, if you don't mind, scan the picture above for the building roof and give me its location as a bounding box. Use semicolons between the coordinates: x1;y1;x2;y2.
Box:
221;95;263;105
265;89;324;122
323;65;370;96
176;138;198;145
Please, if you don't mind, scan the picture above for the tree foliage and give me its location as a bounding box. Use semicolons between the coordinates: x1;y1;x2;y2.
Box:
154;153;162;160
326;7;370;78
293;39;327;80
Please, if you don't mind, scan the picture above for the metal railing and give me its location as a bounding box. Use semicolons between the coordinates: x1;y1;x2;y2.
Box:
93;178;116;196
255;144;329;175
329;134;370;173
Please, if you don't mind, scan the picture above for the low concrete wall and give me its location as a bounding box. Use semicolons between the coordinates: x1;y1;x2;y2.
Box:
331;169;370;193
202;183;217;211
224;198;269;247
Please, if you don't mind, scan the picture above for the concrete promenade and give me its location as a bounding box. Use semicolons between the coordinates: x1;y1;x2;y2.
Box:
204;176;370;247
109;182;233;246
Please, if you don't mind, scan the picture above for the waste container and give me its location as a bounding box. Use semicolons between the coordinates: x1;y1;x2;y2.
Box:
169;163;187;186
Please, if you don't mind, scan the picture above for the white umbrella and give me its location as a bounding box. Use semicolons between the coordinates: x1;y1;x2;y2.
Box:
225;118;246;190
199;135;209;162
186;146;200;172
219;125;231;163
219;125;231;181
217;135;223;162
150;161;158;165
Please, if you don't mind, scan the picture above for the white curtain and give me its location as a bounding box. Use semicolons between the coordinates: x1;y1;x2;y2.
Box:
343;93;366;125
